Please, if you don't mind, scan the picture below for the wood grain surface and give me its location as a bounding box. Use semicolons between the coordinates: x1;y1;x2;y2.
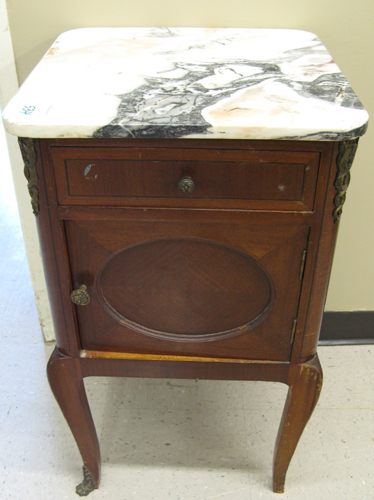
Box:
32;136;341;494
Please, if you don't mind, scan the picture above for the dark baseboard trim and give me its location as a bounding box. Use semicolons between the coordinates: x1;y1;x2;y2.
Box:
318;311;374;346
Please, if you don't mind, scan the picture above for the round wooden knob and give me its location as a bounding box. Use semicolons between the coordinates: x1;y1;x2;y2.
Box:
70;285;90;306
178;175;195;194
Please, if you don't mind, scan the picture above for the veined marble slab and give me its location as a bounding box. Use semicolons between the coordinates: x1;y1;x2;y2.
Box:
2;28;369;140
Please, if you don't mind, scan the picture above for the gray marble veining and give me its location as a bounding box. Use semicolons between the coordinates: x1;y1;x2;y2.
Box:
2;28;368;140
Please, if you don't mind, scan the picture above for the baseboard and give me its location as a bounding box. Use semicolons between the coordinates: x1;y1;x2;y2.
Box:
318;311;374;346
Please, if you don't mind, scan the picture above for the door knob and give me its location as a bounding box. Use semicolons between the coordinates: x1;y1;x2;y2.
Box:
70;285;90;306
178;175;195;194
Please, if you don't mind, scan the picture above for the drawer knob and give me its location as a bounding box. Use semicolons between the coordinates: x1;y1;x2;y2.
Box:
71;285;90;306
178;175;195;194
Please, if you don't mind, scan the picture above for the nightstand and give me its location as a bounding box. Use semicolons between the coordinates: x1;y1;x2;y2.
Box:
3;28;368;495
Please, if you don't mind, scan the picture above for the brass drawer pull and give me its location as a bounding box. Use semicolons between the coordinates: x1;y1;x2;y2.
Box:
71;285;90;306
178;175;195;194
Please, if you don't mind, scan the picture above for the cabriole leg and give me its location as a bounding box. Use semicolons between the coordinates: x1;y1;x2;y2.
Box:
273;355;323;493
47;348;101;496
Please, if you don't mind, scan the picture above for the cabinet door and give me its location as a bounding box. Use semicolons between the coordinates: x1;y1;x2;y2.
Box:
66;217;309;361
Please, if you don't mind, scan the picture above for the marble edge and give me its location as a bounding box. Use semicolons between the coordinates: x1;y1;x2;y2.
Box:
2;118;369;142
2;27;369;142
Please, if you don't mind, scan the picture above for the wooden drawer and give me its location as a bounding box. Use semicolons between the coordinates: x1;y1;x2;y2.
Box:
51;146;320;211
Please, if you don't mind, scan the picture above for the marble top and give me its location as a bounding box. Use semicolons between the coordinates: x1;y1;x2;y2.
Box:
2;28;369;141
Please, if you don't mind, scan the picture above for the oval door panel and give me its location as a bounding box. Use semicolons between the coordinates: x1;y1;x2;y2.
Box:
96;238;275;342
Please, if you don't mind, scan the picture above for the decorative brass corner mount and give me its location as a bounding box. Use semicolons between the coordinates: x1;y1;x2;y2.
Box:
76;465;96;496
333;138;359;223
18;137;39;215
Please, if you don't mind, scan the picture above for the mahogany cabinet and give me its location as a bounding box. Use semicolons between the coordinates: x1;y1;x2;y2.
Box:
18;135;356;495
4;27;368;497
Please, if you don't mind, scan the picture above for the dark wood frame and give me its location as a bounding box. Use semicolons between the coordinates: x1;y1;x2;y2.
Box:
27;137;345;495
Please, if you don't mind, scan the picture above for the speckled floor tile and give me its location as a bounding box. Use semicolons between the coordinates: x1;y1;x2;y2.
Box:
89;404;250;471
284;407;374;500
85;376;244;413
241;381;289;410
94;466;253;500
362;345;374;376
318;346;374;409
2;324;374;499
242;406;374;500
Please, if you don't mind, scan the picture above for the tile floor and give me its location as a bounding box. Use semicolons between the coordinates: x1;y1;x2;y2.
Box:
0;121;373;499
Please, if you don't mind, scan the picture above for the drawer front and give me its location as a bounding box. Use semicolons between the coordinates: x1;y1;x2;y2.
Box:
66;216;310;361
52;147;319;211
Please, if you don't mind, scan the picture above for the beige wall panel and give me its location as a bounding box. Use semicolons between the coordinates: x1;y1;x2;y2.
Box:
1;0;54;341
5;0;374;311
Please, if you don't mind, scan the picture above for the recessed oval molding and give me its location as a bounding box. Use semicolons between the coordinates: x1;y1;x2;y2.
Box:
96;238;276;342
